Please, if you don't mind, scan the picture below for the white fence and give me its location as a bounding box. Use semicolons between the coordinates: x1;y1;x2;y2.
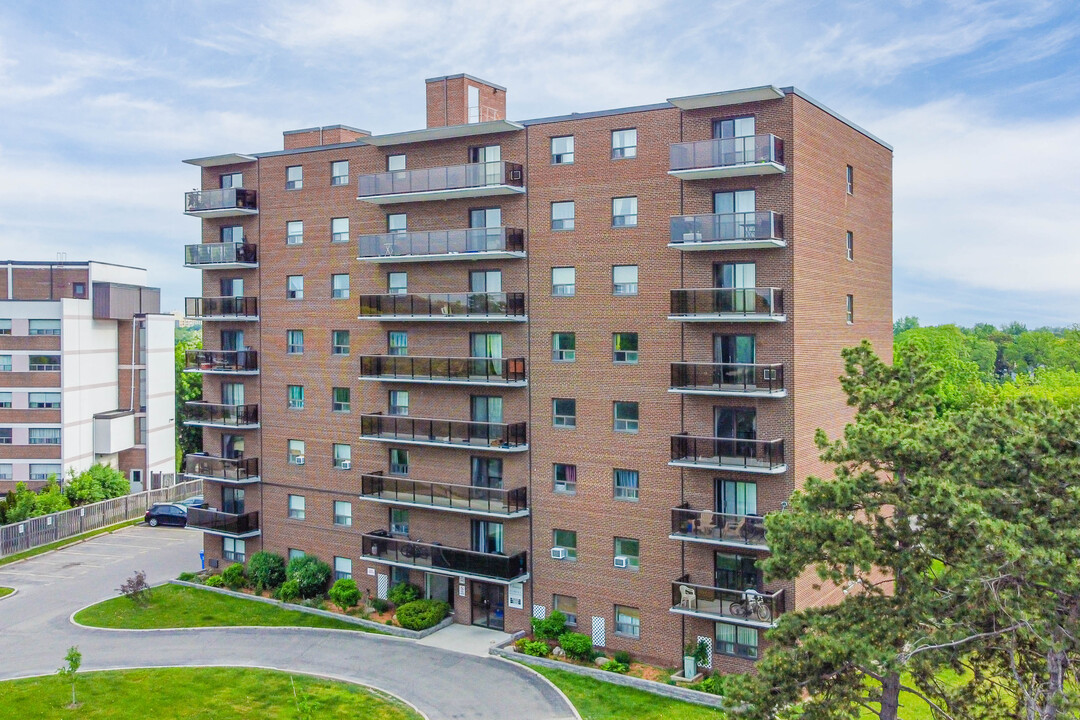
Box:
0;480;202;558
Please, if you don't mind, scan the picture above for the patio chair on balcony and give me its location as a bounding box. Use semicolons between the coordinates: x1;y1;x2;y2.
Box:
679;584;697;610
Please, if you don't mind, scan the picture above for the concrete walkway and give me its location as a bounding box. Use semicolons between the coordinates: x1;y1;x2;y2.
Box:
417;623;513;657
0;525;575;720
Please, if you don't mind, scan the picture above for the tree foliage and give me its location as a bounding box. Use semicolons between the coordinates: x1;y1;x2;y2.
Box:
0;479;70;524
64;464;128;506
175;332;203;472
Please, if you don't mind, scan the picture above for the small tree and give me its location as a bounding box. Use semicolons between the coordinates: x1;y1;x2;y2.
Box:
56;646;82;707
118;570;151;606
285;555;332;599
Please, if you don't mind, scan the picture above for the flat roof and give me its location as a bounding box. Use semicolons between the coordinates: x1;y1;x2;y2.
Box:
182;153;258;168
361;119;524;147
94;409;135;420
425;73;507;92
667;85;785;110
0;260;147;271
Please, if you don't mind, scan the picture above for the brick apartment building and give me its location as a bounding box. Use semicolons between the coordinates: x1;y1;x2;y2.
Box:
0;261;176;492
181;75;891;672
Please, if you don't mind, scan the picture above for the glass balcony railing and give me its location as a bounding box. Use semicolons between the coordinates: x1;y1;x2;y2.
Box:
358;292;526;320
184;242;257;267
360;413;528;451
183;455;260;484
671;574;784;627
670;434;785;472
186;508;260;537
358;356;526;385
183;350;258;374
362;531;528;582
670;362;784;396
357;227;525;260
669;288;784;319
669;135;784;173
360;473;528;516
670;506;768;547
185;297;259;319
669;212;783;247
183;402;259;427
184;188;257;215
357;161;524;199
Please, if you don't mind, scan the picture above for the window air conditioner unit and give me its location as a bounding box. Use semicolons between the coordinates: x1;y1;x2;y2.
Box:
762;369;776;381
340;461;351;470
295;456;305;465
550;547;568;560
613;556;629;568
509;170;522;181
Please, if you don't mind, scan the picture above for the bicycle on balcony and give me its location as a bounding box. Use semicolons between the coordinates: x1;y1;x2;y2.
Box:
728;588;772;622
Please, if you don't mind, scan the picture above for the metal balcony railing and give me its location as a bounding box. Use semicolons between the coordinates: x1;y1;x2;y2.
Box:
360;472;528;516
670;134;784;172
357;227;525;260
669;212;783;246
184;242;257;267
670;288;784;319
184;188;257;213
360;413;527;450
357;161;524;198
362;531;528;582
670;363;784;395
358;356;526;385
358;292;526;320
186;508;260;536
183;350;258;373
670;435;785;471
182;455;260;483
671;506;768;547
183;402;259;427
185;297;258;319
672;574;784;627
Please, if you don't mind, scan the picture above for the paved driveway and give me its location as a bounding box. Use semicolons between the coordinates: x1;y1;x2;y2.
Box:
0;526;575;720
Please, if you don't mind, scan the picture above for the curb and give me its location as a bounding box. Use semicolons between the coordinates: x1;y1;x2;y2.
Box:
0;587;17;602
491;650;583;720
0;664;430;720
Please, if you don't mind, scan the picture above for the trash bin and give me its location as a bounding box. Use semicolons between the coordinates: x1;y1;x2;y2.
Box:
199;551;205;570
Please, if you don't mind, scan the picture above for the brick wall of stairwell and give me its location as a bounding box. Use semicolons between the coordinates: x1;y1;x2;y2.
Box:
426;76;506;128
6;266;89;300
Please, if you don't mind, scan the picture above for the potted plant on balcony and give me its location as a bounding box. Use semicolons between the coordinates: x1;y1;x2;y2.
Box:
683;639;708;680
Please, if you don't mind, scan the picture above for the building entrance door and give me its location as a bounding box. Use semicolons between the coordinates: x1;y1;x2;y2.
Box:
471;582;505;630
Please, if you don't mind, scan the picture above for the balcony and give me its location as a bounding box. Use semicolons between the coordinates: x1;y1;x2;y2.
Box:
183;350;258;375
358;356;526;387
357;161;525;204
186;508;261;538
183;402;260;429
668;135;785;179
358;293;526;322
360;414;528;453
361;532;528;584
670;363;785;398
670;506;768;550
669;288;785;322
669;212;785;251
184;242;258;269
183;455;260;484
185;297;259;321
184;188;258;217
671;575;784;629
357;227;526;263
359;472;529;518
670;435;786;474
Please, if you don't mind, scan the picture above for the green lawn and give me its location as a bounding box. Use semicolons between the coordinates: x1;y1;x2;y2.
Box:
0;587;13;599
529;665;726;720
0;667;420;719
73;583;377;632
0;519;141;568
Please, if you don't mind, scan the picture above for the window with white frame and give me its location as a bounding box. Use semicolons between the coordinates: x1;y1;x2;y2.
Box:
334;500;352;526
846;231;854;261
29;427;61;445
0;464;11;480
846;294;854;324
331;217;350;243
615;605;641;638
614;468;639;501
389;390;409;416
286;221;304;245
29;319;61;335
614;401;639;433
552;332;575;362
286;165;303;190
332;273;350;299
332;387;351;413
390;508;409;535
614;537;640;570
334;556;352;580
288;548;305;561
388;272;407;295
553;529;577;560
612;196;638;227
286;275;304;299
388;331;407;356
29;463;60;480
331;160;349;186
223;537;246;562
613;333;638;364
288;494;306;520
286;330;304;354
221;225;243;243
551;267;575;296
0;392;10;408
389;448;409;476
553;594;578;625
287;385;304;410
288;439;305;465
30;355;60;371
551;136;574;164
551;201;575;230
29;392;61;409
611;128;637;159
553;398;576;428
332;330;350;355
553;463;577;494
0;429;11;444
0;320;9;335
387;154;406;171
613;265;638;295
333;444;351;471
387;213;407;233
220;172;242;188
716;622;759;658
846;165;854;194
0;355;10;372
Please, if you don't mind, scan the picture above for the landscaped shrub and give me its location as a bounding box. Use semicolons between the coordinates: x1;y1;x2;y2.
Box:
278;579;300;602
205;575;225;588
285;555;332;599
699;674;726;695
177;572;198;583
328;578;360;609
531;610;567;640
602;660;629;674
515;639;550;657
118;570;151;605
387;581;421;607
613;650;632;665
559;632;594;661
395;599;450;631
370;597;390;613
221;563;246;590
247;551;287;591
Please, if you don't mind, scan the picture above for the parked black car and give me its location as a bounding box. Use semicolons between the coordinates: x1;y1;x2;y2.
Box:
175;495;205;509
145;503;187;527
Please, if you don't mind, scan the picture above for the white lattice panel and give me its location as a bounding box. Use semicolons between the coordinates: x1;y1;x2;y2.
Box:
697;635;713;669
532;604;547;619
591;616;606;647
376;573;389;600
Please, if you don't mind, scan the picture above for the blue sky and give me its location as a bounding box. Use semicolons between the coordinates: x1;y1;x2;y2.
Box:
1;0;1077;327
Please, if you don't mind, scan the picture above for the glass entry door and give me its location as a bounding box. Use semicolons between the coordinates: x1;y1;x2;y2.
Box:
714;334;756;388
471;581;505;630
714;262;757;313
222;487;245;515
715;407;757;461
471;395;503;443
470;332;503;379
469;208;502;251
714;190;756;240
425;573;454;609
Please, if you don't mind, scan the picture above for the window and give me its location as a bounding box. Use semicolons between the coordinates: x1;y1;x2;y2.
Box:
387;154;406;171
331;160;349;186
615;605;640;638
613;333;639;364
714;116;756;138
720;479;758;516
467;85;481;123
553;398;576;428
846;294;854;324
0;429;10;445
846;231;854;261
390;508;409;535
220;277;243;296
613;265;638;295
29;319;61;336
551;136;574;164
0;320;9;335
288;494;306;519
30;355;60;371
221;225;243;243
333;444;352;471
391;567;410;586
29;464;60;481
288;548;305;562
223;537;246;563
552;333;575;362
612;196;638;227
28;392;61;409
73;282;86;298
388;331;408;356
0;464;10;480
332;387;351;413
286;221;304;245
0;356;10;372
334;500;352;526
29;428;61;445
286;165;303;190
387;213;407;233
332;274;350;299
0;392;10;408
388;272;407;295
288;439;305;465
553;595;578;626
614;469;639;501
389;448;409;476
716;622;759;659
612;128;637;159
614;537;640;570
220;172;242;188
286;275;304;299
553;463;577;494
331;217;350;243
332;330;350;355
334;556;352;580
846;165;854;194
551;201;575;230
553;529;577;560
389;390;409;416
551;267;575;296
287;385;304;410
614;402;639;433
286;330;304;354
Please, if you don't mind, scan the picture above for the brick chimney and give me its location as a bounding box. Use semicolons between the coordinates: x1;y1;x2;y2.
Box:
283;125;370;150
425;74;506;128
